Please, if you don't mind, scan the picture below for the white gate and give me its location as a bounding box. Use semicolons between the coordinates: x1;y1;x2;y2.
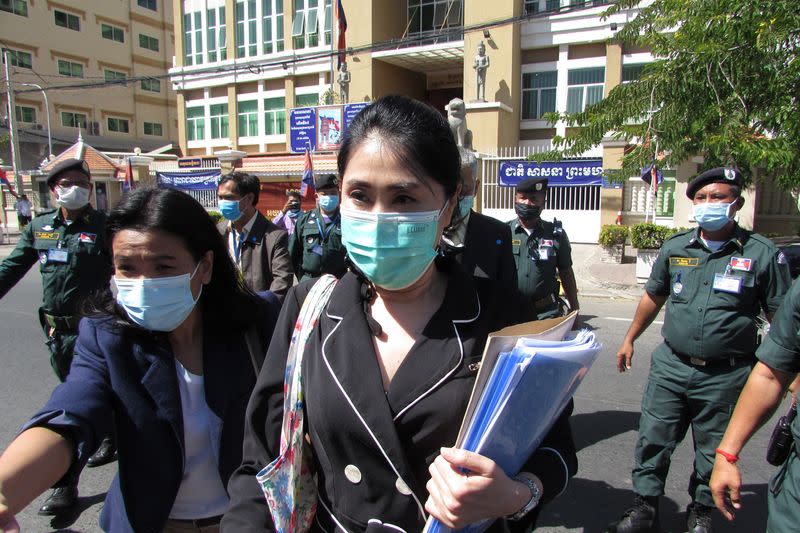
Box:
479;147;602;243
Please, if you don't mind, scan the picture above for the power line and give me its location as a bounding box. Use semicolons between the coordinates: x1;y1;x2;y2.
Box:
8;1;608;96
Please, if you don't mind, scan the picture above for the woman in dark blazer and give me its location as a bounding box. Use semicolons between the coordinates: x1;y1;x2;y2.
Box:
223;95;577;532
0;188;280;533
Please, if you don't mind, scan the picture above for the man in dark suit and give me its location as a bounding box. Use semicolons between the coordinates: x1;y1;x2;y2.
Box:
217;172;294;298
441;148;517;292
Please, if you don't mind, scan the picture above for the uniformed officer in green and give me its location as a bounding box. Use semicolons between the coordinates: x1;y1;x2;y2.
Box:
507;177;579;319
609;167;792;533
0;158;114;515
710;276;800;533
289;173;347;281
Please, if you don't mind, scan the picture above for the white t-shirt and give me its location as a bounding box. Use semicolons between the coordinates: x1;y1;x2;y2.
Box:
169;360;230;520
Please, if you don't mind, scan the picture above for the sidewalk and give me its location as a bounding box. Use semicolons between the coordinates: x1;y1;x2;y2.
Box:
571;243;643;301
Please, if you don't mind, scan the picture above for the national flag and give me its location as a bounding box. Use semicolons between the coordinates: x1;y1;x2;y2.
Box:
0;168;19;198
641;163;663;194
334;0;348;68
300;149;315;200
122;157;135;191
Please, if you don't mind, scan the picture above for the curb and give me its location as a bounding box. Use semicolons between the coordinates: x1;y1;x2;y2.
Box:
574;245;642;301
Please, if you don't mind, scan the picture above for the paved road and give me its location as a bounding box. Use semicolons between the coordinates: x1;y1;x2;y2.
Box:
0;267;786;532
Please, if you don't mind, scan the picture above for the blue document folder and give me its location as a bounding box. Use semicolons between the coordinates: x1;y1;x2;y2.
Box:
424;324;601;533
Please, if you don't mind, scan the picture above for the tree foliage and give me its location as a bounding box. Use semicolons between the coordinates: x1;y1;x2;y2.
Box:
536;0;800;189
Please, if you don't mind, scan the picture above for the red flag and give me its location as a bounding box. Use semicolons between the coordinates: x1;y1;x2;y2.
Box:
300;149;315;200
123;158;135;191
0;168;19;199
334;0;348;68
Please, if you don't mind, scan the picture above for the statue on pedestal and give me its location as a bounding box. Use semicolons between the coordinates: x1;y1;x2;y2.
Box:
473;41;490;102
337;62;351;104
446;98;473;149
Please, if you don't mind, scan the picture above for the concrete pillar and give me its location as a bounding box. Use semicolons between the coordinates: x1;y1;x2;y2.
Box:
605;42;622;97
601;139;626;226
284;77;296;151
225;0;236;57
177;92;187;155
173;0;184;66
215;149;247;173
228;86;238;149
129;155;155;186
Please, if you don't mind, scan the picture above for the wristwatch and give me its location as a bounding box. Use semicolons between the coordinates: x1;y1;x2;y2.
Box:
506;472;542;521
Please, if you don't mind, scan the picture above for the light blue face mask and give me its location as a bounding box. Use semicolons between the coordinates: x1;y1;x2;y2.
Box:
218;199;243;221
318;194;340;212
113;263;202;332
458;195;474;216
341;205;444;290
693;201;735;231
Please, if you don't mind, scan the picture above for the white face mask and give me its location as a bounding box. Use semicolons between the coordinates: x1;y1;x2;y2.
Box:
55;185;90;210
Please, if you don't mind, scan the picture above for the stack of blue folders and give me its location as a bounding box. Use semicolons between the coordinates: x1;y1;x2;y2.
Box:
424;329;601;533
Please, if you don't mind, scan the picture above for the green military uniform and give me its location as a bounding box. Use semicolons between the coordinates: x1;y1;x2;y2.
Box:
0;206;111;380
289;207;347;282
634;225;791;509
756;275;800;533
508;218;572;319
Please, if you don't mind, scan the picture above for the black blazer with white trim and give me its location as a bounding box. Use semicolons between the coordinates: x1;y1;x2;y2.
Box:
223;262;577;532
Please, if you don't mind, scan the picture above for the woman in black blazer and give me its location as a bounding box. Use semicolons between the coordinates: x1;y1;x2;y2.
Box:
223;95;577;532
0;188;279;532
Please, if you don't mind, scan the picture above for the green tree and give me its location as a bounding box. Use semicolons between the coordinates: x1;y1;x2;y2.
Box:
537;0;800;189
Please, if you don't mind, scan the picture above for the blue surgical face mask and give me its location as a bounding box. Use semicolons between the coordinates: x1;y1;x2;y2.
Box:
341;205;445;290
458;195;474;216
113;263;202;332
218;199;243;221
693;201;735;231
318;194;340;212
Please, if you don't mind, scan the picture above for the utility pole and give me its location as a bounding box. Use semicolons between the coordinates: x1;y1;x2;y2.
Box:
2;48;24;194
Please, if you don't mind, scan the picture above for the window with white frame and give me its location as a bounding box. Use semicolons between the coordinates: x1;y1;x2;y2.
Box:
292;0;322;49
184;11;203;65
207;6;227;62
238;100;259;137
61;111;87;129
107;117;130;133
323;0;331;46
15;105;35;123
622;63;646;83
186;106;205;140
0;0;28;16
141;78;161;92
236;0;258;57
522;71;557;119
58;59;84;78
406;0;462;36
566;67;604;113
264;97;286;135
210;103;229;139
104;69;126;82
295;92;318;107
144;121;163;136
262;0;285;54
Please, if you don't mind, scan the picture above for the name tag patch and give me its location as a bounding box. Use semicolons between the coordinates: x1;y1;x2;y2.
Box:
46;249;70;264
511;239;521;246
35;232;60;240
670;257;699;267
538;248;549;260
713;273;742;294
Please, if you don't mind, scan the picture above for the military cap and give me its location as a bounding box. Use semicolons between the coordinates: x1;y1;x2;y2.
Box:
516;177;548;194
686;167;742;199
315;173;338;190
46;158;91;187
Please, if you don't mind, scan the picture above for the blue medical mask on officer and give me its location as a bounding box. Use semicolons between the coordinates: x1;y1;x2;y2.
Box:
318;193;340;212
341;204;446;290
218;199;243;221
113;263;202;332
692;201;735;231
458;195;474;215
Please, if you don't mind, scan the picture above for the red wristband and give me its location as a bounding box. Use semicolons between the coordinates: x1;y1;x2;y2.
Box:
715;448;739;463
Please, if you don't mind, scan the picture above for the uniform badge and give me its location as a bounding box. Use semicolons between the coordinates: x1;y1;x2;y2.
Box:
79;232;97;244
729;257;752;272
777;251;787;264
724;168;735;180
39;252;48;264
306;236;315;244
672;272;683;295
540;239;554;247
42;225;54;231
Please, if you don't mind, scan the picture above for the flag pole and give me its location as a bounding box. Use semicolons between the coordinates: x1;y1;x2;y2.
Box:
330;2;336;102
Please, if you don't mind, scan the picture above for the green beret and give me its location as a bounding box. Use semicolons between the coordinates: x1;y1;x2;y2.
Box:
686;167;742;198
314;173;338;190
516;177;548;194
46;158;91;187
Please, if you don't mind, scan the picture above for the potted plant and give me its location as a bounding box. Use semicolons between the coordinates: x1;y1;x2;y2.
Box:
630;223;679;282
598;225;629;264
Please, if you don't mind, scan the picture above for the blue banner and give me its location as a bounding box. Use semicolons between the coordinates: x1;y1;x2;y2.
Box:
290;107;317;153
498;159;604;186
156;170;221;190
343;102;369;132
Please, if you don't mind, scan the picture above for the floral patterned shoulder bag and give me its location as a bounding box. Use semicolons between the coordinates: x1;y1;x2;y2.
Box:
256;274;338;532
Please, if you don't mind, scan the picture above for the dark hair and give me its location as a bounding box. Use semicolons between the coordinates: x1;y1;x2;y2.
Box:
337;95;460;199
92;186;262;333
218;171;260;207
286;190;301;199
